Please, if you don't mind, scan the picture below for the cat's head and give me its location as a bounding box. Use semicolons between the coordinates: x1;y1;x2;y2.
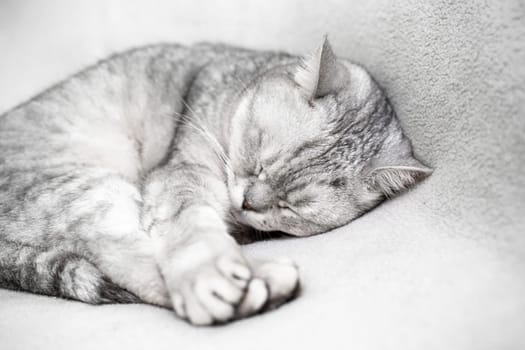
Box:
227;38;431;236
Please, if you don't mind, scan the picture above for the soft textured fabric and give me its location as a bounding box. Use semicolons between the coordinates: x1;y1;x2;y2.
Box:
0;0;523;349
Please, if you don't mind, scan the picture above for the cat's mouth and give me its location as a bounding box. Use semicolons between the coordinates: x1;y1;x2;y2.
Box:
232;208;270;230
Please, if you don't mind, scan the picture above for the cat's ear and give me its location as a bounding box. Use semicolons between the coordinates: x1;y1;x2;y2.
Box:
294;37;348;99
367;145;432;196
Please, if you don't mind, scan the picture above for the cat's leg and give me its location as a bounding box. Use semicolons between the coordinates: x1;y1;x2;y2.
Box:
61;170;170;306
144;164;252;324
0;167;169;306
142;160;299;325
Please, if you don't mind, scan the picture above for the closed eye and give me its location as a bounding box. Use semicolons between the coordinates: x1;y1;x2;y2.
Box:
286;195;315;208
277;201;302;217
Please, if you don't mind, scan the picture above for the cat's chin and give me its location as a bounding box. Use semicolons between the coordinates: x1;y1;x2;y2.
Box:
230;209;311;237
226;216;290;244
231;209;276;232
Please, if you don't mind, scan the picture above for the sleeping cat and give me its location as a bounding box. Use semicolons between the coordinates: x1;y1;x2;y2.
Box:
0;38;431;325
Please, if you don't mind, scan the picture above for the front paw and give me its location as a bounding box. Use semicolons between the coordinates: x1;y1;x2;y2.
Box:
165;248;300;325
170;253;254;325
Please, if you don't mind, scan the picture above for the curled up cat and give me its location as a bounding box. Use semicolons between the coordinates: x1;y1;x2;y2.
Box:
0;38;431;325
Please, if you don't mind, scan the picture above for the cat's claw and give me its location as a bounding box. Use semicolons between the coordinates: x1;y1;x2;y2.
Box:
216;256;251;288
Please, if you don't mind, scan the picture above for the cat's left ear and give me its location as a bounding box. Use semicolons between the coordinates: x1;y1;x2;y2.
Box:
294;37;348;100
366;145;433;196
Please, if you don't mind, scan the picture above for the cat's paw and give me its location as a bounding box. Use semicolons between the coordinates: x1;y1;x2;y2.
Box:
166;250;300;325
170;254;253;325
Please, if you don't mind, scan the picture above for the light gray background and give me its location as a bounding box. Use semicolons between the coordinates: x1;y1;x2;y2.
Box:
0;1;524;349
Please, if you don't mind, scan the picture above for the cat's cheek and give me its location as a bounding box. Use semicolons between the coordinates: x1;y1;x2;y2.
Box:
241;211;278;232
277;214;318;237
241;211;263;229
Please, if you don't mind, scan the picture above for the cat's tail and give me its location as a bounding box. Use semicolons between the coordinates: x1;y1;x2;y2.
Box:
0;241;140;304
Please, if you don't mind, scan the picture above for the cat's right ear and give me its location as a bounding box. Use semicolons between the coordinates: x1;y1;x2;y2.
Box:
365;140;432;196
294;37;348;100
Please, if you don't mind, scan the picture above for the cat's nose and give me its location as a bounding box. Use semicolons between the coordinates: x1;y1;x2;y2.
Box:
242;197;254;211
242;182;275;212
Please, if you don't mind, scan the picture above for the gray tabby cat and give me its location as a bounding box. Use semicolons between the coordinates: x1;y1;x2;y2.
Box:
0;38;431;325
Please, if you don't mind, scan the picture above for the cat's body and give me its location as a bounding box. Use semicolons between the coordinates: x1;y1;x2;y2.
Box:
0;40;430;325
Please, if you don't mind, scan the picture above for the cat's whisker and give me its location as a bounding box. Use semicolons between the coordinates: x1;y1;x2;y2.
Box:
173;91;236;182
173;110;234;176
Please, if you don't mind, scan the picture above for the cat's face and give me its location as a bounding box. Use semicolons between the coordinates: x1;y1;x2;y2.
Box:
227;39;431;236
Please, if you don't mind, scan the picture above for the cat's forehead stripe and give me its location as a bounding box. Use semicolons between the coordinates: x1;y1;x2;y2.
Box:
284;138;326;163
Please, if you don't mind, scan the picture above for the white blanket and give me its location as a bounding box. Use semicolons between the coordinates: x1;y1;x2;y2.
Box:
1;1;524;349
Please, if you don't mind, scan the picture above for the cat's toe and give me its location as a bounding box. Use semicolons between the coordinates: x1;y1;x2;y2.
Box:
194;275;239;322
184;292;215;326
216;256;251;289
172;292;187;319
175;277;233;325
254;259;300;309
236;278;269;316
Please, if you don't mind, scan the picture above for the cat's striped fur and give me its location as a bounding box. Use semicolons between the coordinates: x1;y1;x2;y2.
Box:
0;39;430;325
